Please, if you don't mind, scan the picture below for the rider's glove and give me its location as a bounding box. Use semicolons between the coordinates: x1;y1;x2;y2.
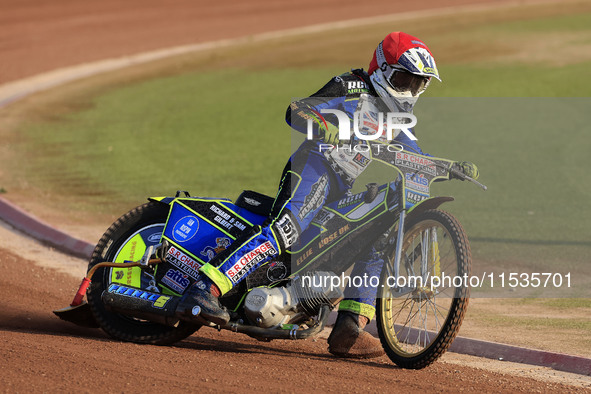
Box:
451;161;479;180
321;122;341;145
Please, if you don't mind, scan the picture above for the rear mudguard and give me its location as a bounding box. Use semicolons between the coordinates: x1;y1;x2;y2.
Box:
148;196;180;205
405;196;454;225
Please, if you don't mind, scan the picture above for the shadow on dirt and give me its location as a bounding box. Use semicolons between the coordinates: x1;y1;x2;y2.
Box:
1;300;397;371
177;333;398;369
0;307;107;340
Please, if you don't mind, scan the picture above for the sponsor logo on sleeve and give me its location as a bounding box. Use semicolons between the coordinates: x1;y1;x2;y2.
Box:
352;152;370;167
298;174;328;220
347;80;368;94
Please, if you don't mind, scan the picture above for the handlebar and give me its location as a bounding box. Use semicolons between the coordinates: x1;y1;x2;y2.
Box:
449;165;488;191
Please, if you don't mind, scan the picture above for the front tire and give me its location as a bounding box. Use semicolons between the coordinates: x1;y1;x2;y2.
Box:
86;201;199;344
377;209;470;369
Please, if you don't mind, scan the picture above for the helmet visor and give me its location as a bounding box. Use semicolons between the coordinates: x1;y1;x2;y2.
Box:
389;71;430;96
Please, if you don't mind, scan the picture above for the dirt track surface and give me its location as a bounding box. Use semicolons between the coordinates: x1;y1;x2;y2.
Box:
0;0;524;85
2;224;589;392
2;0;591;391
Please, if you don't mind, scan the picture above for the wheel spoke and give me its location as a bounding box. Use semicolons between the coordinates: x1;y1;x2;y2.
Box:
379;210;470;366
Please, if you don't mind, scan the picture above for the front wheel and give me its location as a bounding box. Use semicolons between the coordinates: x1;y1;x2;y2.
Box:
376;209;471;369
87;201;200;344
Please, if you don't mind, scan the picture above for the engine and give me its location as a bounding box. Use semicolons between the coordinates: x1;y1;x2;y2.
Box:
243;272;344;328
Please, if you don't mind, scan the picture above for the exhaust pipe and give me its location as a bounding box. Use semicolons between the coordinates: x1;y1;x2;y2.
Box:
103;284;333;341
102;284;181;327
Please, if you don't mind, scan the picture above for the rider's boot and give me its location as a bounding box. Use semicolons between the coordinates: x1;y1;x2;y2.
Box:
327;311;385;358
176;275;230;326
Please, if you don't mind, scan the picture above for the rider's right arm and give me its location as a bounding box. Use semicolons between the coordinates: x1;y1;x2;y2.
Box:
285;77;347;138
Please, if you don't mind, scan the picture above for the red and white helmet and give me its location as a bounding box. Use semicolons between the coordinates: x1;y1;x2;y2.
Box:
369;32;440;111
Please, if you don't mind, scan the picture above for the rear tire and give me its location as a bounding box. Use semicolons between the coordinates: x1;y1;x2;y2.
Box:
87;201;199;345
376;209;470;369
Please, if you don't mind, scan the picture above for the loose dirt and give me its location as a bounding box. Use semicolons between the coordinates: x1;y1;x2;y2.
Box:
1;222;590;392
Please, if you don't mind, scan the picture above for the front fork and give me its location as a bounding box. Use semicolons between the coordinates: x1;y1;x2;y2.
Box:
392;209;406;291
390;209;440;295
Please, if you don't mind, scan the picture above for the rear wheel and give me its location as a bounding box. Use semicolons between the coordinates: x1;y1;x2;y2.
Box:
87;201;199;344
376;209;470;369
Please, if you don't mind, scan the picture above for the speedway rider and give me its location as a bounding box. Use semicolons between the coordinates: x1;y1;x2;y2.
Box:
176;32;479;358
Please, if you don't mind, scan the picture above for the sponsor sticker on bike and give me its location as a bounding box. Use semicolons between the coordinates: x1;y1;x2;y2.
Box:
266;261;288;281
226;241;278;284
243;197;261;207
346;80;369;94
405;172;429;193
147;232;162;243
107;284;171;308
172;215;199;243
199;237;231;262
352;152;370;167
161;269;191;294
337;192;364;208
406;190;428;205
210;204;247;232
165;246;202;280
395;152;436;176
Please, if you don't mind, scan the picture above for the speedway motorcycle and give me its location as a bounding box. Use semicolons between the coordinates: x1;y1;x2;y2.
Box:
55;144;486;369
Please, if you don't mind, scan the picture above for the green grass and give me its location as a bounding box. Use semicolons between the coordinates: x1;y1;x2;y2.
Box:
19;68;331;214
9;2;591;295
512;298;591;309
480;314;591;331
481;9;591;33
433;63;591;97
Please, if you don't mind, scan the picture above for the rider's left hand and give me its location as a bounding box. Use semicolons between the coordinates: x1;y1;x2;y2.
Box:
452;161;479;180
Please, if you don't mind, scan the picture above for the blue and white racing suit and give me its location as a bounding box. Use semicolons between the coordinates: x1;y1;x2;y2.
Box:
199;68;428;320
